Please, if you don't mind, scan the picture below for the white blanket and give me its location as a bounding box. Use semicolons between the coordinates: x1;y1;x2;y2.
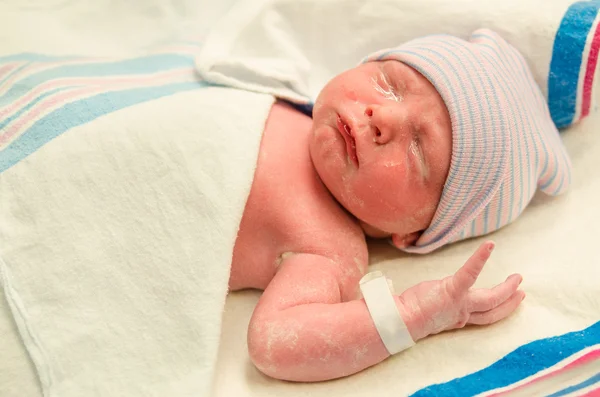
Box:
0;84;274;396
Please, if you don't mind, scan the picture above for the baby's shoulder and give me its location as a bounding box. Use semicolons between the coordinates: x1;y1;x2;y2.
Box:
240;100;369;272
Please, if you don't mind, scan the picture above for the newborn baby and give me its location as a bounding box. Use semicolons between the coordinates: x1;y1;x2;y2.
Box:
228;30;572;381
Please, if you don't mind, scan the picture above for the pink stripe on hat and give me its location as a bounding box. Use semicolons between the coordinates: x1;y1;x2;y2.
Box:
364;29;572;253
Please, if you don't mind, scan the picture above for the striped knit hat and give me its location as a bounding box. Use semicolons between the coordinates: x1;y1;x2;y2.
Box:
363;29;573;254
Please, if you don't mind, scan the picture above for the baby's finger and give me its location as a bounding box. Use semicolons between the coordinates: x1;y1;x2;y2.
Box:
467;274;523;312
468;290;525;325
452;241;495;294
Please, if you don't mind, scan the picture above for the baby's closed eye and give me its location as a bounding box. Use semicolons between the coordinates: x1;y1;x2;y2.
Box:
372;71;403;102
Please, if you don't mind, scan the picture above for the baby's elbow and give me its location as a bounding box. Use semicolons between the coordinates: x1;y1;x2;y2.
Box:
247;335;280;379
247;320;301;381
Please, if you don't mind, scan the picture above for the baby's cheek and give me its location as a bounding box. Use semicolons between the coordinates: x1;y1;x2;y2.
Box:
340;181;367;212
346;174;400;224
360;167;405;203
356;164;441;231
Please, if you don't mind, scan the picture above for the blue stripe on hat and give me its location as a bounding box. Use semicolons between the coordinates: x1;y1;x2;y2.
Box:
510;39;566;195
473;45;528;228
474;35;538;209
440;38;510;235
421;40;504;238
476;33;555;197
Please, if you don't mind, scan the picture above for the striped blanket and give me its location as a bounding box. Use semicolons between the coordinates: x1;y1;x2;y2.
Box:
0;42;206;173
413;321;600;397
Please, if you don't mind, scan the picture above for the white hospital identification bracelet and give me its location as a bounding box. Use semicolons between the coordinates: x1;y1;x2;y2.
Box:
359;271;415;355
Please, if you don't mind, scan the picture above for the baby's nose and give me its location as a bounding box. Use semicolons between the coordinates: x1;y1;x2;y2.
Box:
364;103;408;145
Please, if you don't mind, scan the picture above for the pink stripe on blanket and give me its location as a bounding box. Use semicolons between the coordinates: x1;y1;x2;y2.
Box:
582;20;600;118
0;58;102;95
0;68;192;146
0;47;199;96
0;62;22;79
486;347;600;397
0;68;191;120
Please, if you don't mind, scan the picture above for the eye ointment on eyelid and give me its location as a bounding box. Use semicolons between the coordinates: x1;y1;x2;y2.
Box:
359;271;415;355
371;73;403;102
409;138;430;179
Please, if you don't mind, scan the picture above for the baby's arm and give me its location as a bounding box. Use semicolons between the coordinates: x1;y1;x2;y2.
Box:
248;243;524;382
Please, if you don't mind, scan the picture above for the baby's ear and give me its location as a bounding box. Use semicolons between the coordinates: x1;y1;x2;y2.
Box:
391;232;421;249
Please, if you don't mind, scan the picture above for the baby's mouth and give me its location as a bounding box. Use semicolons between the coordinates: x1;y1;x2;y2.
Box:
336;115;359;167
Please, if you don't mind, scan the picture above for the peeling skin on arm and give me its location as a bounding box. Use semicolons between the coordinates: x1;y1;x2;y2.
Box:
247;243;524;382
247;252;414;382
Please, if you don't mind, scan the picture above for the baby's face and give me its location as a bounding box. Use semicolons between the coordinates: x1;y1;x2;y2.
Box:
309;61;452;246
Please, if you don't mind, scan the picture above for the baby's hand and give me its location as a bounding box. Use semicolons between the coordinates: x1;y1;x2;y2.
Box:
399;242;524;341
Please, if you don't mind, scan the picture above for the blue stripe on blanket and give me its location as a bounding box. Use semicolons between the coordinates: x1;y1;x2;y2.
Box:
0;53;76;62
546;373;600;397
0;81;207;173
410;321;600;397
0;88;65;131
0;54;196;107
0;46;212;174
0;63;31;87
548;0;600;128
